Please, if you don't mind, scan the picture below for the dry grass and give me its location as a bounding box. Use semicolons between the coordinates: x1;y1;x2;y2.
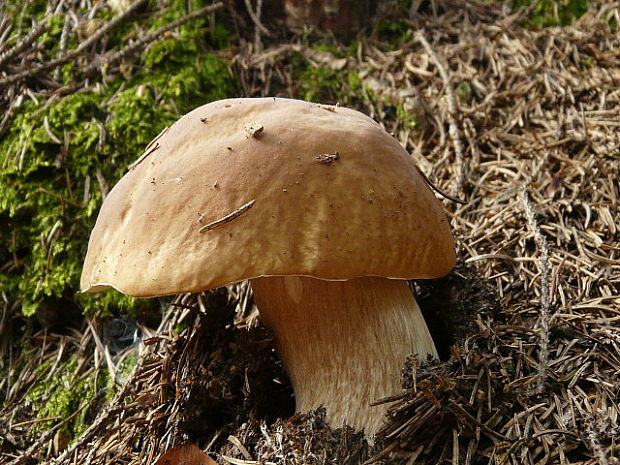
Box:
1;0;619;464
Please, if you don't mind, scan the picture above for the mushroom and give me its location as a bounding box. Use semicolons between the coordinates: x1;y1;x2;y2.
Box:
81;97;455;438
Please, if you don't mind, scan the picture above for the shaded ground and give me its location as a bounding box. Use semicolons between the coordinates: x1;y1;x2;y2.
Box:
1;1;619;464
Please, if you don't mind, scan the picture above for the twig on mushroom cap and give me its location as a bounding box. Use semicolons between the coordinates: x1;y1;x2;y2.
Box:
199;200;257;233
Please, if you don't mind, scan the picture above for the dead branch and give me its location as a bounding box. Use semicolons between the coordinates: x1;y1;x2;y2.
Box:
520;189;552;395
0;0;149;89
83;2;225;76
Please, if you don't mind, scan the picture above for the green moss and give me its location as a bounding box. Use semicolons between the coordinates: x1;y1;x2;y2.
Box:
4;0;49;29
145;0;233;49
0;1;237;317
514;0;590;27
0;90;144;316
142;12;235;113
108;87;178;152
581;57;594;68
292;54;363;104
104;350;139;403
396;103;418;129
312;43;345;59
373;18;413;46
27;359;109;438
456;81;473;105
39;14;66;48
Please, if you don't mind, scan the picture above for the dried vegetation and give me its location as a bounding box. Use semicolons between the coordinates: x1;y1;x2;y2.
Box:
1;0;619;464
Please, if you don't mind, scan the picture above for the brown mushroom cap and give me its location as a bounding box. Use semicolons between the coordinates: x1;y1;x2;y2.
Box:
81;97;455;297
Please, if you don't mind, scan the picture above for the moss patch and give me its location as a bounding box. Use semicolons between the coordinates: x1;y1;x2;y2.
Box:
514;0;590;27
27;359;109;438
290;53;363;105
0;2;237;317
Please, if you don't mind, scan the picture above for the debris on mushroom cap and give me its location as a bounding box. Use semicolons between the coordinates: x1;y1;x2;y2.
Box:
81;97;455;297
315;152;340;164
243;122;264;137
198;199;256;233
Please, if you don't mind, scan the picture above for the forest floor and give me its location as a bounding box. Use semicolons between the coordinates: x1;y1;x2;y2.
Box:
1;1;619;464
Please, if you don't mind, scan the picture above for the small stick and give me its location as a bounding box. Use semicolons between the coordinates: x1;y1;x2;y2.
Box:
414;165;466;204
0;17;50;70
227;435;254;461
415;31;466;192
128;142;159;170
244;0;271;37
520;189;551;395
0;0;149;89
83;2;224;76
8;404;87;465
53;12;71;81
199;200;256;233
145;126;169;151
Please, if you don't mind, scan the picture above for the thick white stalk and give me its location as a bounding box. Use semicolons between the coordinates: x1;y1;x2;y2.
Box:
251;275;437;437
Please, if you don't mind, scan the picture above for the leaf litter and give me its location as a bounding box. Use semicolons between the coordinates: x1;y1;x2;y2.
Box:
1;0;619;464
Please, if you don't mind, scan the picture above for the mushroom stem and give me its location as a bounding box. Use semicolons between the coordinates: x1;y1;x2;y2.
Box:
251;275;437;437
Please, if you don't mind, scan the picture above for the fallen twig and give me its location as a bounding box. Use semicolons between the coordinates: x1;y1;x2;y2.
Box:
8;404;87;465
0;0;149;89
83;2;225;76
199;199;256;233
415;30;466;192
0;15;50;70
520;189;552;394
